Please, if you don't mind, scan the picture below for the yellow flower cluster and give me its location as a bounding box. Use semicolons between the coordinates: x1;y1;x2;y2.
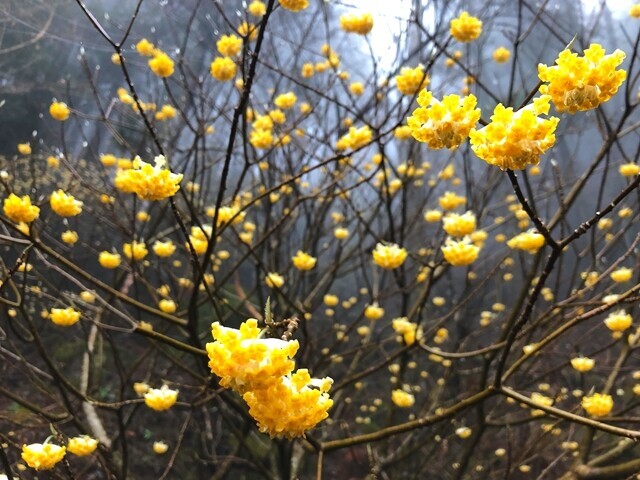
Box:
149;51;175;78
49;307;81;327
340;12;374;35
538;44;626;113
507;231;545;253
439;191;466;211
153;239;176;257
336;125;372;150
391;389;415;408
3;193;40;223
99;251;121;269
604;310;632;332
442;211;476;237
274;91;297;109
610;267;632;283
571;357;595;372
372;243;408;269
210;56;237;81
67;436;98;456
395;65;429;95
407;90;480;149
144;385;179;411
136;38;156;56
292;251;317;271
581;393;613;417
188;225;211;254
18;142;32;155
470;96;559;170
22;442;66;470
50;190;83;217
123;241;148;261
206;319;332;437
49;101;70;121
265;272;285;288
217;34;243;57
441;237;479;266
115;155;182;200
632;4;640;17
619;163;640;177
279;0;308;12
364;303;384;320
391;317;421;345
493;47;511;63
248;0;266;16
450;12;482;43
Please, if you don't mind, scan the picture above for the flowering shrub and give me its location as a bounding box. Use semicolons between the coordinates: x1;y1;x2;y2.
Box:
2;1;640;479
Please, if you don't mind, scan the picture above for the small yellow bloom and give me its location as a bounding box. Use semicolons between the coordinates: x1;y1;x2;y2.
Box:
340;12;374;35
158;299;177;313
136;38;155;56
492;47;511;63
450;12;482;42
18;142;32;155
372;243;408;269
610;267;633;283
47;155;60;168
67;436;98;456
49;101;70;121
619;163;640;177
539;44;626;113
144;385;179;411
438;191;466;211
115;155;182;200
336;125;372;150
50;190;83;217
442;211;476;237
22;443;66;470
279;0;308;12
265;272;285;288
470;96;558;170
210;56;236;81
582;393;613;417
407;90;480;149
441;237;480;266
349;82;364;96
604;310;632;332
49;307;81;327
3;193;40;223
392;317;421;345
456;427;472;438
111;52;121;64
133;382;150;396
424;209;443;222
123;241;148;261
571;357;595;372
391;389;415;408
153;441;169;454
149;51;174;77
217;34;243;57
334;227;350;240
364;303;384;321
324;294;339;307
395;65;429;95
99;251;121;269
274;91;297;109
79;291;96;303
631;4;640;17
238;22;258;41
507;231;546;253
292;251;317;271
153;240;176;257
248;0;266;16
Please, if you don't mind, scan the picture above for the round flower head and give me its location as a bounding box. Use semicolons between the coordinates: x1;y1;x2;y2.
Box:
99;251;121;269
507;231;546;254
610;267;633;283
364;303;384;320
248;0;266;16
242;369;333;438
149;51;175;77
250;129;273;149
395;65;430;95
217;34;243;57
340;12;374;35
61;230;79;245
22;443;66;470
3;193;40;223
604;310;632;332
49;101;70;121
144;385;179;411
571;357;595;372
67;436;98;456
153;441;169;454
122;155;183;201
274;91;297;109
372;243;408;270
442;211;476;237
206;319;299;392
538;44;626;113
18;142;32;155
50;190;83;217
265;272;285;288
441;237;480;266
407;90;481;149
49;307;81;327
210;56;237;81
619;163;640;177
153;239;176;257
450;12;482;42
493;47;511;64
582;393;613;417
391;389;415;408
336;125;372;150
136;38;155;56
439;191;466;211
470;96;559;170
292;251;317;271
391;317;421;345
123;241;148;261
279;0;308;11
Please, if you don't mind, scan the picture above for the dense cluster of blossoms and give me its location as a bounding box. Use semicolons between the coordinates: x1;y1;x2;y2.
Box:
217;34;242;57
3;193;40;223
571;357;595;372
144;385;179;411
507;231;546;253
67;436;98;456
149;50;175;78
292;250;317;271
395;65;430;95
449;12;482;42
441;237;479;266
49;101;70;121
114;155;183;200
372;243;408;270
279;0;308;12
336;125;373;150
538;44;626;113
604;310;632;332
442;211;476;237
582;393;613;417
469;96;559;170
407;90;480;149
206;319;333;437
50;190;83;217
21;442;66;470
49;307;81;327
391;389;415;408
339;12;374;35
210;56;236;81
391;317;422;345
